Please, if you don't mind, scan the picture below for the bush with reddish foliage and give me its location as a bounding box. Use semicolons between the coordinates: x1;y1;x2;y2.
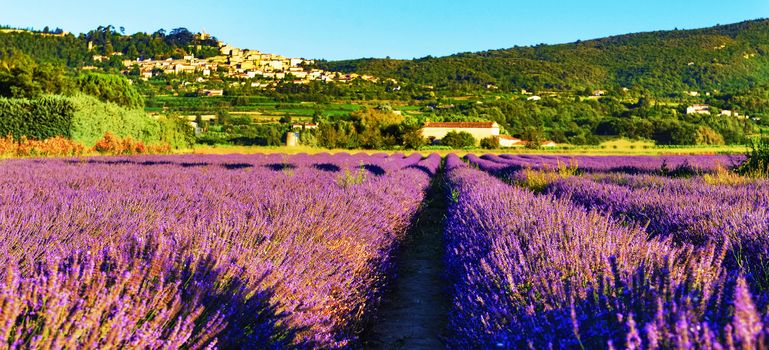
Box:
0;134;84;157
92;132;171;155
0;134;15;156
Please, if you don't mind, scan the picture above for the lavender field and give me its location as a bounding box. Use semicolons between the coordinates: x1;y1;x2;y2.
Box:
0;153;439;348
2;152;768;349
462;154;769;349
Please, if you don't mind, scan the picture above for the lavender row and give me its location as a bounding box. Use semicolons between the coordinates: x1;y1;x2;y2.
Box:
444;154;768;349
0;152;437;348
475;154;742;175
582;172;769;205
466;153;769;284
543;175;769;288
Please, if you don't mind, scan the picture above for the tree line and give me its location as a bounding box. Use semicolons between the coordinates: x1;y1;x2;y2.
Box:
0;25;220;69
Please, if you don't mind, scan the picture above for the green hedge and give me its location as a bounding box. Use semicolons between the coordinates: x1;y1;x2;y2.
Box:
0;94;194;149
0;95;75;139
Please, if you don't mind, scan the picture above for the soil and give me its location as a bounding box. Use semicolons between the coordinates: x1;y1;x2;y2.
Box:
362;173;450;349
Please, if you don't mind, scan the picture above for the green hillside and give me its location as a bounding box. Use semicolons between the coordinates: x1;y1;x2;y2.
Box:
319;19;769;94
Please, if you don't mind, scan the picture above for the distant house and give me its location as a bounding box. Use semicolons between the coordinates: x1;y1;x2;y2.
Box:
498;135;523;147
421;122;500;145
527;95;542;101
174;64;196;74
720;110;747;119
293;123;318;130
198;89;224;97
593;90;606;96
541;140;557;148
290;58;304;67
686;104;711;115
269;60;284;70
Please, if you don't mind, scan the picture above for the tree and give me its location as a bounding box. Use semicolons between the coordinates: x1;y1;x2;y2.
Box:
0;51;72;98
694;126;725;145
652;120;698;145
480;136;500;149
76;73;144;108
167;28;193;47
441;131;476;148
403;128;427;149
360;127;384;149
522;126;544;148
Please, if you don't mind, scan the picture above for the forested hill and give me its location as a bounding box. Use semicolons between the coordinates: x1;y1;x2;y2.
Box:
318;19;769;95
0;26;220;67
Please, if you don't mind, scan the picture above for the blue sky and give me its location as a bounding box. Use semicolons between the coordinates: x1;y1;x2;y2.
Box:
3;1;769;60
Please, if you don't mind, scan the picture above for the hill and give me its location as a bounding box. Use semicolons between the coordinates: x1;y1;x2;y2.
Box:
318;19;769;95
0;26;220;68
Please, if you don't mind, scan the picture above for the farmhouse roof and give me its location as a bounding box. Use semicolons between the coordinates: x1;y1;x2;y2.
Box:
423;122;497;129
498;135;520;141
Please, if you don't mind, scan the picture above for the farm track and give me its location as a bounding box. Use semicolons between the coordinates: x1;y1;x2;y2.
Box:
363;171;450;349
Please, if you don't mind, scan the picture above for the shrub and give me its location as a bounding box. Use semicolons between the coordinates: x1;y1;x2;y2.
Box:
157;115;195;149
736;137;769;178
69;94;162;146
0;134;15;155
480;136;500;149
402;129;427;149
0;134;84;157
441;131;476;148
93;132;170;155
17;136;85;157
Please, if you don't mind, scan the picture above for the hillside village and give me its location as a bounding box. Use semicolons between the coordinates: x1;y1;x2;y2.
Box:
118;33;381;88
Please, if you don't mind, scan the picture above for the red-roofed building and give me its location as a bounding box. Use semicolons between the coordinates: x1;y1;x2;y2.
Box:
421;122;500;145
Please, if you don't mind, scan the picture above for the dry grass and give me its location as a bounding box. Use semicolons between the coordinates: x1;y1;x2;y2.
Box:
703;165;755;185
516;159;580;192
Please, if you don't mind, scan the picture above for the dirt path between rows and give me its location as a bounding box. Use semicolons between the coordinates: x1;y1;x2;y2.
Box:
363;172;450;349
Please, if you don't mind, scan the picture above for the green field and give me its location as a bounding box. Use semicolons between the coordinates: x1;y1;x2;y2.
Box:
145;96;367;119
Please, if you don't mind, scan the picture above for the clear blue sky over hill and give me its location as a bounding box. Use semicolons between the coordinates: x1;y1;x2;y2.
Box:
3;0;768;60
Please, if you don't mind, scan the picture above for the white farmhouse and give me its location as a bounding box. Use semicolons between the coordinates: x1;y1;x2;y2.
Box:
421;122;500;146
